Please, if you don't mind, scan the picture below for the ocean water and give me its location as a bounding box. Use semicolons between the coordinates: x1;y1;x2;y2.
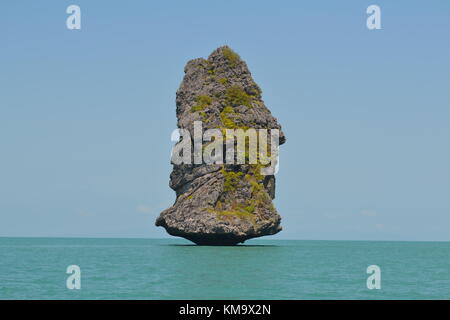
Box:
0;237;449;300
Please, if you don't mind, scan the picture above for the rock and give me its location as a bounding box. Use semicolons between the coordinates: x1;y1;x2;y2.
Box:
155;46;286;245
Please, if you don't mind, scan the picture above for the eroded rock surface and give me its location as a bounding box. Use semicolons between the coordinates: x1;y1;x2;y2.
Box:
155;46;286;245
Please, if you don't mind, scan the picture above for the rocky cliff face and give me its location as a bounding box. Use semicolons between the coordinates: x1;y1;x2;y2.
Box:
155;46;286;245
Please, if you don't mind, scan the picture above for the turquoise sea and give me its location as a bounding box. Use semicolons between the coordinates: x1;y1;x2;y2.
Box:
0;237;449;300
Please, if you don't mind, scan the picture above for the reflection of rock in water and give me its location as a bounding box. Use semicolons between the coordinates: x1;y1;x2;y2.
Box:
156;46;286;245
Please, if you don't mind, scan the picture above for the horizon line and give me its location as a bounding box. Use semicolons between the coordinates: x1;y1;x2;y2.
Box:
0;236;449;243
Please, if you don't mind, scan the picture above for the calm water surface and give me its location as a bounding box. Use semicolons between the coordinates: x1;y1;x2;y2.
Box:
0;237;449;299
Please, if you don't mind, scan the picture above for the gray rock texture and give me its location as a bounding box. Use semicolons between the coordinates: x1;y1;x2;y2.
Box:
155;46;286;245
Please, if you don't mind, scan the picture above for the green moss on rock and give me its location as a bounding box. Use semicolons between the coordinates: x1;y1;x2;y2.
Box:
225;86;252;108
222;47;241;67
191;95;213;112
209;200;256;224
220;106;238;129
221;167;244;192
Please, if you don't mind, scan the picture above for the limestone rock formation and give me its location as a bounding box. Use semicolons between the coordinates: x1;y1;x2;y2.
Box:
155;46;286;245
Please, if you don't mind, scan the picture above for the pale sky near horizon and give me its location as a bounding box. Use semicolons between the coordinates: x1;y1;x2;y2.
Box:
1;1;449;241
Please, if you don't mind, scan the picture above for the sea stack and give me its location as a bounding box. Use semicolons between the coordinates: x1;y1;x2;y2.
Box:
156;46;286;245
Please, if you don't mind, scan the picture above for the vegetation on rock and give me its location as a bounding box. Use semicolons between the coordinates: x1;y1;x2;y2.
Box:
191;95;213;112
222;47;241;67
225;86;252;108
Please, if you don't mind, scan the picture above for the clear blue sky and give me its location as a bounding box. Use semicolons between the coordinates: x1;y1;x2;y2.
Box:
1;1;449;240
